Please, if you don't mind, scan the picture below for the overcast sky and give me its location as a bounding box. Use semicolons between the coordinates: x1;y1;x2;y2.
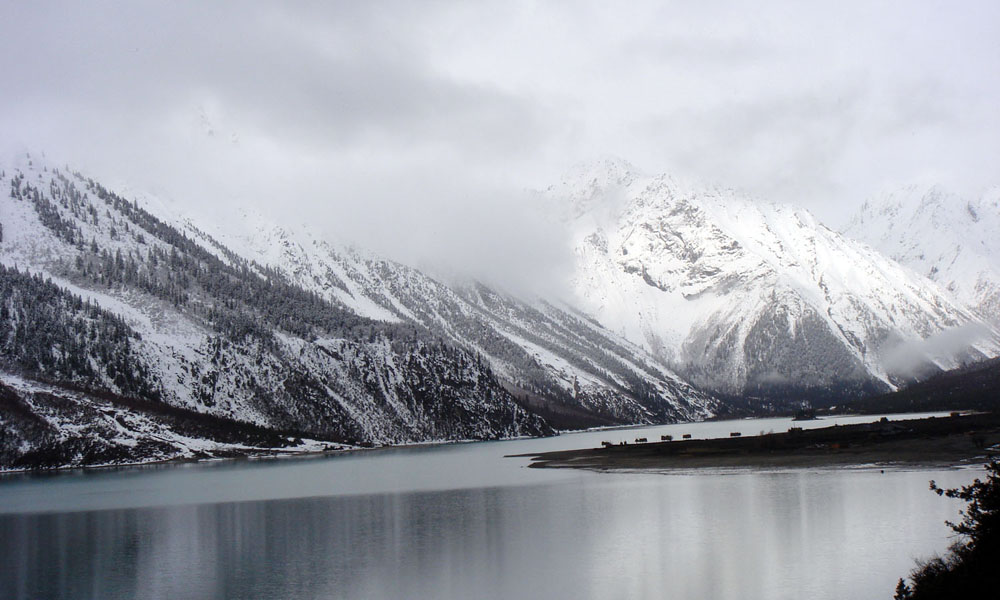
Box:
2;1;998;289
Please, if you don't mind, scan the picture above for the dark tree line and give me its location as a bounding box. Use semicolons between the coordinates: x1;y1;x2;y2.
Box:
0;264;159;399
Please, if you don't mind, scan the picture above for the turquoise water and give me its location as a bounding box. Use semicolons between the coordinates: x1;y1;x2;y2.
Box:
0;413;978;599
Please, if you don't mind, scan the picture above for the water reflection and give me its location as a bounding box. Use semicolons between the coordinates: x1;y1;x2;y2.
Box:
0;468;972;600
0;411;953;516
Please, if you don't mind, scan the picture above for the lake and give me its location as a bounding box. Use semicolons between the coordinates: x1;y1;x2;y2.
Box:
0;413;981;599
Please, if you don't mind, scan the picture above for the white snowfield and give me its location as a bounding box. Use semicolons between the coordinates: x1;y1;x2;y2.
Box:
548;158;999;393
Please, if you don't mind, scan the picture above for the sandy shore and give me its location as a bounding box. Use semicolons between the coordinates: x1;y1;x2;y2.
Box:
519;413;1000;471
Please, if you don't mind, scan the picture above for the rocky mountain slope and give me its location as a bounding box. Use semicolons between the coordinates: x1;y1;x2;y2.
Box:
843;184;1000;328
551;159;999;398
0;154;716;469
198;210;716;426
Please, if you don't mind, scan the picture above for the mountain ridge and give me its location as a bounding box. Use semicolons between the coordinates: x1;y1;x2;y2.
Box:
551;162;1000;396
0;153;717;469
3;151;998;469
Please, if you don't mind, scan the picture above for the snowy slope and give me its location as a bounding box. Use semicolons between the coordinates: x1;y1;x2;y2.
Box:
843;184;1000;327
0;152;725;471
0;153;554;469
550;159;1000;396
189;208;717;425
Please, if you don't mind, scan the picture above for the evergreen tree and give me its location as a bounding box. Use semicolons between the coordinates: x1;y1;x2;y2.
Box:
896;461;1000;598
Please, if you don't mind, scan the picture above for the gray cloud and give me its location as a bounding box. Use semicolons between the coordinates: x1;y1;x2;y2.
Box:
2;0;998;286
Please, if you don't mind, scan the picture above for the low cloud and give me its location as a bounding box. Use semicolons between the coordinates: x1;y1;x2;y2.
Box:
882;323;995;379
2;1;999;286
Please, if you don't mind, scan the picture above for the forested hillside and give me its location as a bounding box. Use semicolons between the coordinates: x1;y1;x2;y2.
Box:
1;155;720;469
1;157;563;468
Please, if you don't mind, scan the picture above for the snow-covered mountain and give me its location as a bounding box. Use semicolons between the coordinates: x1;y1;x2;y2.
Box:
0;154;715;468
551;159;1000;397
5;150;996;470
843;184;1000;328
187;208;716;426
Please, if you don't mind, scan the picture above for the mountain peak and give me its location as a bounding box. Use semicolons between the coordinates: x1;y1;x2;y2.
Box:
560;166;999;394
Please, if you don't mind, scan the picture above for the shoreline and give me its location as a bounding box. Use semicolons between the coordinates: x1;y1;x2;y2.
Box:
519;413;1000;471
5;412;995;478
0;431;554;478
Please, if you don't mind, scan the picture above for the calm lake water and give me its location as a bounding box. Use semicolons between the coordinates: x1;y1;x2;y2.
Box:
0;413;983;599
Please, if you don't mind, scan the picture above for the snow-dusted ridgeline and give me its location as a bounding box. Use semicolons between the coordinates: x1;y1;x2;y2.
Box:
5;151;996;470
551;159;1000;397
193;210;717;425
0;154;556;468
0;154;718;469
